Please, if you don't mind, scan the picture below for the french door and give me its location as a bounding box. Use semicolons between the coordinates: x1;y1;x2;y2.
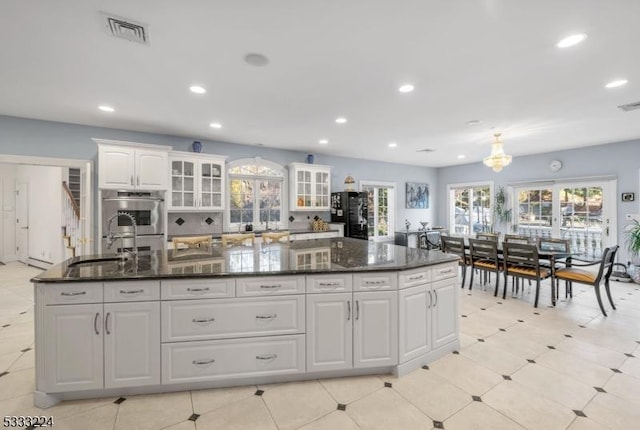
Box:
515;180;616;257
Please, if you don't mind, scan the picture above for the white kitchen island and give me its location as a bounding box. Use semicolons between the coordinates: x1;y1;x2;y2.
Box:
31;238;460;408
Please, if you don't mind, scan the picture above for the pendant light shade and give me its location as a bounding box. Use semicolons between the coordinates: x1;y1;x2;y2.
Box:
483;133;512;172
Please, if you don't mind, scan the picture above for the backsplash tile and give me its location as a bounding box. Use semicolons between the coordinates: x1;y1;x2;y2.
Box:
168;212;223;237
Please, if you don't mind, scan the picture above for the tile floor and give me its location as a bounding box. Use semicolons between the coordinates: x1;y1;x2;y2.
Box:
1;261;639;429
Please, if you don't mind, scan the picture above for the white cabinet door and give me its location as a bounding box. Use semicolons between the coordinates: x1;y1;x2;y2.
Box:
431;278;459;350
169;158;197;210
353;291;397;368
398;284;430;363
99;145;136;189
198;160;224;209
43;304;103;392
306;293;352;372
136;149;168;190
104;301;160;388
289;163;331;211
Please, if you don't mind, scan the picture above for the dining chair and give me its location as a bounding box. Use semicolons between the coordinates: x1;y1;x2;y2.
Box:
441;235;470;288
537;237;571;296
172;235;212;251
476;232;501;242
504;234;531;244
554;245;619;316
262;231;290;243
468;238;502;295
502;242;551;306
221;233;256;246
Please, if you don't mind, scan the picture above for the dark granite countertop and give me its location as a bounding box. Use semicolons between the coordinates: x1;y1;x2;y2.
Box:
167;226;344;241
32;237;459;283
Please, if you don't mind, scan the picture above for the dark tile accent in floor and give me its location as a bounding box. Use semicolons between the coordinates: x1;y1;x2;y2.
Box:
19;311;26;314
499;328;506;331
472;395;482;402
20;347;31;352
480;308;486;311
433;420;444;429
113;397;126;404
547;345;556;350
0;371;9;377
461;314;467;318
518;319;524;322
453;351;460;355
25;426;35;430
255;389;265;396
477;339;485;342
611;368;622;373
502;375;512;380
533;312;540;315
1;324;9;328
497;302;503;304
594;387;606;393
337;403;347;411
384;382;392;388
188;414;200;422
573;410;587;417
422;365;429;370
564;334;573;338
579;325;586;328
624;353;635;357
527;359;536;363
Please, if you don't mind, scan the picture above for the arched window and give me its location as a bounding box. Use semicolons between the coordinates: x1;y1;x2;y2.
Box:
227;158;286;231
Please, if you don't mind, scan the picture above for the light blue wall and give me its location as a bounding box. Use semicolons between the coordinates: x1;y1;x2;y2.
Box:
436;139;640;262
0;115;437;231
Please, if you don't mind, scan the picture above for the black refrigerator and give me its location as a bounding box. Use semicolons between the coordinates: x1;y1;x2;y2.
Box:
330;192;368;239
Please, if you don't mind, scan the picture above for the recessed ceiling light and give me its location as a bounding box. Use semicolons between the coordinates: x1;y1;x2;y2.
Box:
457;155;465;159
190;85;207;94
556;33;587;48
244;53;270;67
209;122;222;129
388;142;398;148
466;119;481;126
398;84;414;93
319;139;328;145
98;105;114;112
605;79;628;88
335;117;347;124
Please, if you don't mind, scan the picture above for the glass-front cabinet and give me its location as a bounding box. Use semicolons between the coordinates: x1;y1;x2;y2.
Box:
168;152;226;211
288;163;331;211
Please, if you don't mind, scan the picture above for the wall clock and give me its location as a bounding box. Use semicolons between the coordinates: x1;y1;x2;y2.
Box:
549;160;563;172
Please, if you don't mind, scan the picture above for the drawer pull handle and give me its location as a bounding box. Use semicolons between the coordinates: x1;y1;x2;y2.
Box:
365;280;385;285
319;282;339;287
260;284;281;289
256;313;277;320
256;354;277;360
187;287;210;292
119;289;144;295
408;275;424;281
440;269;453;274
61;291;86;297
192;359;216;366
192;317;216;325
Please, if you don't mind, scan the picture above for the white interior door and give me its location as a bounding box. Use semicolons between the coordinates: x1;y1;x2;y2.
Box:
16;182;28;263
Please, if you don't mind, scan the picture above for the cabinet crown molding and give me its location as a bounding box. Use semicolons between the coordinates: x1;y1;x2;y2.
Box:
93;138;172;152
169;150;228;159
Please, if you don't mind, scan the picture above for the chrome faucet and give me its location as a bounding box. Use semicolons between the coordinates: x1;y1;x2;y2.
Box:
106;212;137;257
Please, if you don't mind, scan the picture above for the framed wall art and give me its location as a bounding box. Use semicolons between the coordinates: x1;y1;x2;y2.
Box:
406;182;429;209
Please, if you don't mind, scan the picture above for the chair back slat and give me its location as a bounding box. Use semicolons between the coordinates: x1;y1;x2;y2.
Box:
468;238;498;261
504;234;531;244
476;232;500;242
537;237;570;252
503;242;539;270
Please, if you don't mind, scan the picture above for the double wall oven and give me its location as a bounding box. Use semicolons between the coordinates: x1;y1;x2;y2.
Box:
101;190;165;253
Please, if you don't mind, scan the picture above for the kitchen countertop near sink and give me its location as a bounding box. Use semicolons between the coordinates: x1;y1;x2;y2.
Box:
32;237;458;283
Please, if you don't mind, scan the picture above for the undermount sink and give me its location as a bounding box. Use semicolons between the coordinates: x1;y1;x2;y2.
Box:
67;255;128;267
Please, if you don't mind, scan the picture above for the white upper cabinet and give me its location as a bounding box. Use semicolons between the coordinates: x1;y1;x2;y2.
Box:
288;163;331;211
96;140;171;190
168;152;226;211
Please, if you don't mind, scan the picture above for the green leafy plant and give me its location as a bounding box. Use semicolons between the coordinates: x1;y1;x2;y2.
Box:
493;186;512;225
626;219;640;258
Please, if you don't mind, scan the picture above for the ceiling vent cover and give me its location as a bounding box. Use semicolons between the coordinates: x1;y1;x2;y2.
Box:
416;148;435;153
101;12;150;45
618;101;640;112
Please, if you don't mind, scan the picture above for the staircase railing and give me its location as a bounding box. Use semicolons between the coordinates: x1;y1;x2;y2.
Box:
62;181;81;258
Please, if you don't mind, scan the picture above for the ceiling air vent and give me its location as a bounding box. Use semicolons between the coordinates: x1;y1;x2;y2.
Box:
101;12;150;45
416;148;435;153
618;101;640;112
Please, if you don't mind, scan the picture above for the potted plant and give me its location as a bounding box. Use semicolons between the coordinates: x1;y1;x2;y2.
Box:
493;186;512;226
625;219;640;283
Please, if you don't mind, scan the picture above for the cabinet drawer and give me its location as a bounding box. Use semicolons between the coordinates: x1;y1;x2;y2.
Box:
306;274;352;293
43;282;103;305
432;263;458;281
161;279;235;300
161;296;304;342
162;334;305;384
398;268;431;289
353;272;397;291
104;280;160;302
236;276;304;297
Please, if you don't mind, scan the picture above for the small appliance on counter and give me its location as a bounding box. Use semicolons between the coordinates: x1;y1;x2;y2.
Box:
330;191;368;240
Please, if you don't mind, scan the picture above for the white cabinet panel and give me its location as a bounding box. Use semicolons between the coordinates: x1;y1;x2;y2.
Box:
136;149;168;190
306;293;352;372
306;274;352;293
168;152;226;211
431;278;459;350
398;285;430;363
43;304;103;392
161;278;235;300
289;163;331;211
104;301;160;388
104;280;160;302
43;282;103;305
432;263;458;282
398;268;431;289
99;146;136;189
236;276;305;297
162;296;305;342
353;291;397;368
162;335;304;384
353;272;397;291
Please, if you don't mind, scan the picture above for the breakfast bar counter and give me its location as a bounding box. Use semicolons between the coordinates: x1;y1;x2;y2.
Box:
31;238;460;408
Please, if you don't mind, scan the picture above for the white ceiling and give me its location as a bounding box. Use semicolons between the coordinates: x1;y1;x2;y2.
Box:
1;0;639;167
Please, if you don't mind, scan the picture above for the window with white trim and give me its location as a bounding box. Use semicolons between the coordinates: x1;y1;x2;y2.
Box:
227;158;286;232
448;182;493;234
